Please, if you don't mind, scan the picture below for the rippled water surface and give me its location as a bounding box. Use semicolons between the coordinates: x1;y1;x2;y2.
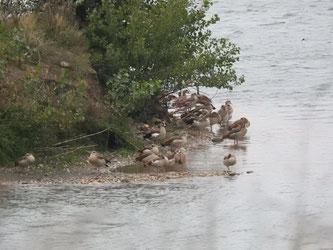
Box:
1;0;333;249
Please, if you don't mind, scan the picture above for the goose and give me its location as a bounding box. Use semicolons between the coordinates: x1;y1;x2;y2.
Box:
143;121;166;139
16;153;35;168
181;105;211;125
222;124;247;144
192;117;210;131
208;112;222;131
136;151;155;161
217;105;230;125
223;154;236;171
139;144;159;155
141;153;160;166
88;151;110;168
197;94;214;107
228;117;250;131
179;93;199;111
225;100;233;119
174;149;186;165
172;90;190;107
151;155;170;168
161;132;187;148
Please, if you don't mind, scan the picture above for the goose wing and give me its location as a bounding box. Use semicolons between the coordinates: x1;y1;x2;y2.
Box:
223;125;242;139
161;135;181;146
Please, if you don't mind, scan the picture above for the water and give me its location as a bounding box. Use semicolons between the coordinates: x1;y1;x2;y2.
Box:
1;0;333;249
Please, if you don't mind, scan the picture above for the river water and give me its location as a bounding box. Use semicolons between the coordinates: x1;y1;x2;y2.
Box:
1;0;333;249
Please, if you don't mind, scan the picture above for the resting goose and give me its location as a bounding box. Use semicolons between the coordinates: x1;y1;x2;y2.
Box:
16;153;35;168
174;149;186;165
161;132;187;148
179;93;199;111
172;90;190;107
151;155;170;168
142;154;161;166
139;144;159;155
223;154;236;171
88;151;110;168
143;121;166;139
197;94;213;107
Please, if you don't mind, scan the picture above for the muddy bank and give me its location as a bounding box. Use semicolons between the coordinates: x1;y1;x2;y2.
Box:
0;167;253;185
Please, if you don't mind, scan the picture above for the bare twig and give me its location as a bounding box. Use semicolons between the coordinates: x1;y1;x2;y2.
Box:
52;128;109;147
49;144;96;159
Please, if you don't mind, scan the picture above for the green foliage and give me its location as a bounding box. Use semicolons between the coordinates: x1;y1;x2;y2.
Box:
0;66;88;165
105;69;161;115
85;0;244;91
0;107;42;164
0;23;36;70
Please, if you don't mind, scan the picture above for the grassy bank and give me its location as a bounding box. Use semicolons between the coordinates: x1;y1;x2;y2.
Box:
0;2;144;166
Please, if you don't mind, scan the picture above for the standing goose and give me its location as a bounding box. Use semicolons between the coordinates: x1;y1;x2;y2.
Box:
192;117;210;131
228;117;250;131
223;154;236;171
16;153;35;168
217;105;230;126
208;112;222;131
222;124;247;144
225;100;233;120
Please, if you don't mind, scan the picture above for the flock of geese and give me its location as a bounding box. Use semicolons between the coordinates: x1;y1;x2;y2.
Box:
132;89;250;172
15;90;250;173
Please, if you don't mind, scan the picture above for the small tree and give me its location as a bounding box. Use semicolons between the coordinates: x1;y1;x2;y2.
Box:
85;0;244;117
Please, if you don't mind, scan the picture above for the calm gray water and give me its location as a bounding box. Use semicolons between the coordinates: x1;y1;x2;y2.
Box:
1;0;333;249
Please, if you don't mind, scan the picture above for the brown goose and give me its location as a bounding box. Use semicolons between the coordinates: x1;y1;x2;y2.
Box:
174;149;186;165
139;144;159;155
228;117;250;131
151;155;170;168
143;121;167;139
225;100;233;120
88;151;110;168
208;112;222;131
223;154;236;171
222;124;247;144
217;105;230;125
16;153;35;168
192;117;210;131
161;132;187;148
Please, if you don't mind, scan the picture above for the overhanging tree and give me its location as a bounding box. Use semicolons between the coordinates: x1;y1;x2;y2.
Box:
84;0;244;118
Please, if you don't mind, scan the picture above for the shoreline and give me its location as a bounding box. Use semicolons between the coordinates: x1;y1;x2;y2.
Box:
0;169;249;185
0;128;234;185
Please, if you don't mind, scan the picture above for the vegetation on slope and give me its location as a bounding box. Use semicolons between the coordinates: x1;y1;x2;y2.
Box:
0;0;244;165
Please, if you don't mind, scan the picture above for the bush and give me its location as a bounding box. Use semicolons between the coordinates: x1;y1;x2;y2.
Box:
85;0;244;91
0;65;88;164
